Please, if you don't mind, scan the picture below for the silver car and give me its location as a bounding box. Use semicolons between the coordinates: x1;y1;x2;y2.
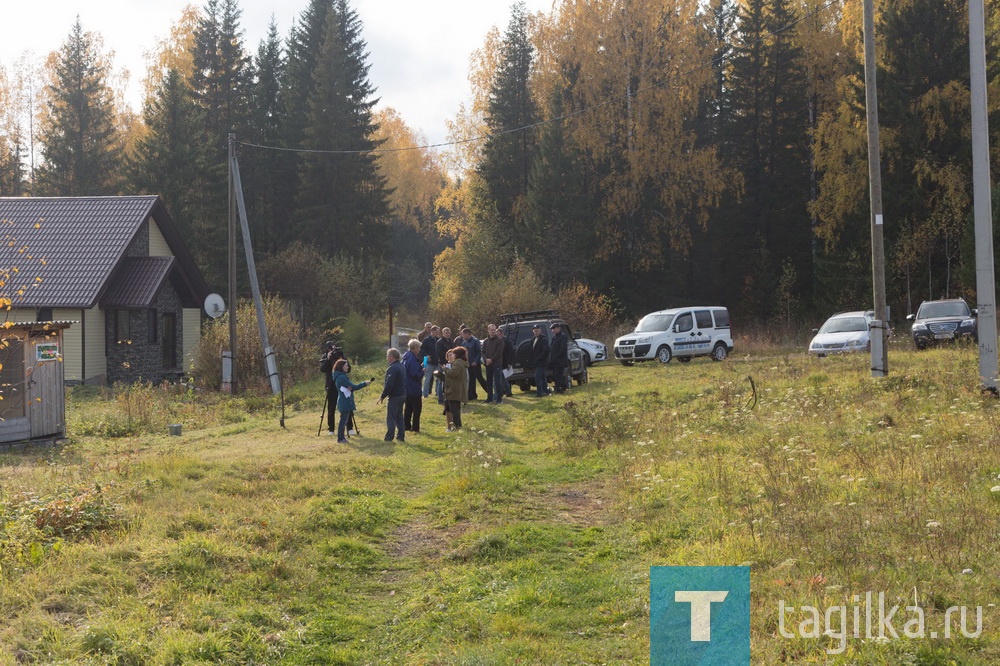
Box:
573;336;607;366
808;311;874;356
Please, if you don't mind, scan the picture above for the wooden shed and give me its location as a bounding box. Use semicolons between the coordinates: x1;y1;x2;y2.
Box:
0;322;70;443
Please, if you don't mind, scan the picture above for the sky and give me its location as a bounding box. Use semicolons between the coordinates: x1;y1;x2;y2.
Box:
0;0;555;148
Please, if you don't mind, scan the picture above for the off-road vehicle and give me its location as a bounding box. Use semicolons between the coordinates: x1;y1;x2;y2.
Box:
498;310;588;392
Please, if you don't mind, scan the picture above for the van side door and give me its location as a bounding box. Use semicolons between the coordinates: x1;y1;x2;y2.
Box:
691;309;715;354
671;311;696;357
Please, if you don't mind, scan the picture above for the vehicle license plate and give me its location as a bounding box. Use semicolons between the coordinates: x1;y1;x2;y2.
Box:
934;333;953;340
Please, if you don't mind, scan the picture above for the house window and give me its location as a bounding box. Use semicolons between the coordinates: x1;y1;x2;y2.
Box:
162;312;177;368
36;308;53;322
148;309;158;343
116;310;131;343
0;335;25;419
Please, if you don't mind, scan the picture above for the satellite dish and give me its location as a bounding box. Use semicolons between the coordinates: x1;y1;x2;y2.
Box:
204;293;226;319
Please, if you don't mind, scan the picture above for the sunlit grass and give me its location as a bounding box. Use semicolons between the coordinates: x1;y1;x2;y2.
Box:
0;348;998;663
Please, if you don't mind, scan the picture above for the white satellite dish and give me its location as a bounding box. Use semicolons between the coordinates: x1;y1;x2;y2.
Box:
204;293;226;319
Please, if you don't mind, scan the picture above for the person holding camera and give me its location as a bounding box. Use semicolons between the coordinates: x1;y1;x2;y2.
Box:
421;326;441;398
332;359;372;442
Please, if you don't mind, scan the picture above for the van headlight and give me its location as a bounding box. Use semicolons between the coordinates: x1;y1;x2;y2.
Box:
847;339;865;347
636;336;652;344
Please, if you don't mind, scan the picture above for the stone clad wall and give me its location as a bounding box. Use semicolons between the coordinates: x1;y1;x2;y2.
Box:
105;282;183;385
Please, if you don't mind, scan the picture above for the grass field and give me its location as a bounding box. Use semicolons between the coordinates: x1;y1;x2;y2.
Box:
1;346;999;664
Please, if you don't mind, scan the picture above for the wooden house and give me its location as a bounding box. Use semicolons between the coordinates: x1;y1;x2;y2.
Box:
0;196;211;385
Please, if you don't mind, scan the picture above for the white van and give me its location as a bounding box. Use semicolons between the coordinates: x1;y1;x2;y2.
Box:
614;307;733;364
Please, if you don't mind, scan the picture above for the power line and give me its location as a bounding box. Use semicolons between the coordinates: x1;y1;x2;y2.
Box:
239;0;844;157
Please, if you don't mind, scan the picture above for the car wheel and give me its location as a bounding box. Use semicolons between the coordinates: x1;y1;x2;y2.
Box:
914;341;926;350
711;343;728;361
582;350;592;367
518;382;531;392
656;345;672;364
575;366;588;385
678;357;691;363
620;360;634;367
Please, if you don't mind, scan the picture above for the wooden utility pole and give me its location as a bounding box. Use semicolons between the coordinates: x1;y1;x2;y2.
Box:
863;0;888;377
969;0;999;392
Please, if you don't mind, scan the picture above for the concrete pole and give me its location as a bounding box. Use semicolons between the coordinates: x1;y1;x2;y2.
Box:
228;132;238;394
969;0;999;392
863;0;888;377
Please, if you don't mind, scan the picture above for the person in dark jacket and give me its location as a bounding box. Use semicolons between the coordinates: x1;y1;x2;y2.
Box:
526;324;550;397
460;327;488;400
402;339;425;434
549;322;570;393
332;359;371;442
377;348;406;442
435;327;453;404
497;327;514;398
420;326;440;398
481;324;505;404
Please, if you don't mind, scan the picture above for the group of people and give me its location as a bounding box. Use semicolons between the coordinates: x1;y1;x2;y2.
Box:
323;319;571;442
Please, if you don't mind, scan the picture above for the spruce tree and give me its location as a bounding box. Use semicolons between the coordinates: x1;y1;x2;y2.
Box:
128;69;223;286
245;19;287;255
476;2;538;252
724;0;810;318
294;0;389;257
36;18;123;196
190;0;252;149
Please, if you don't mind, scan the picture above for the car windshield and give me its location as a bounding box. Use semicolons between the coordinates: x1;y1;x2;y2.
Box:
635;314;674;333
819;316;868;334
917;301;970;319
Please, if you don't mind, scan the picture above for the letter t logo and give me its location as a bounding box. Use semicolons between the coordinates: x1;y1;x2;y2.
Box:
674;591;729;641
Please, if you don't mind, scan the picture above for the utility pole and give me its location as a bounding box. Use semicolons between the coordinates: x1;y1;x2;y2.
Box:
969;0;999;393
227;132;238;394
863;0;888;378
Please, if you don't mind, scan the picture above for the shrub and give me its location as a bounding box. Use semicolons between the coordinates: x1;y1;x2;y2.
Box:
340;311;381;361
193;295;316;392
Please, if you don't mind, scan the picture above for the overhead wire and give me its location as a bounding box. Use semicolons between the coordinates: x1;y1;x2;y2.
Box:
238;0;844;157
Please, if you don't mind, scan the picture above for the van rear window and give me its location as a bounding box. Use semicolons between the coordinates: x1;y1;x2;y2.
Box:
713;309;730;328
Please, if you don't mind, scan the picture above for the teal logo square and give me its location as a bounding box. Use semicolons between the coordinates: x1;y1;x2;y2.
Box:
650;566;750;665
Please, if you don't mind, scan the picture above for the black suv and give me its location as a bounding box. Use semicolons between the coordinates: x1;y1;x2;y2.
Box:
906;298;977;349
499;310;588;392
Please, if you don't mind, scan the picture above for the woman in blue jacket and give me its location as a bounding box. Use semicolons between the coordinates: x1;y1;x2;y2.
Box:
402;338;425;434
332;358;371;442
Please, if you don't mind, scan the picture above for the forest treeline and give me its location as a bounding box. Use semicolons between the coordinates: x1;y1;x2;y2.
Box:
0;0;998;334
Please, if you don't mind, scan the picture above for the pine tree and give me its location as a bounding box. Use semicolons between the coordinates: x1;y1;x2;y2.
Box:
294;0;389;257
476;2;538;252
36;19;123;196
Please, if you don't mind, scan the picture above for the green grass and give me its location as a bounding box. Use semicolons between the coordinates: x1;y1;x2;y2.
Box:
1;350;999;663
